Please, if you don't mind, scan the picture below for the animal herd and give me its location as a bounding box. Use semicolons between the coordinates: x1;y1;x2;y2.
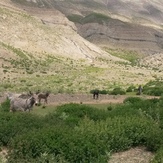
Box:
6;91;50;112
5;90;99;113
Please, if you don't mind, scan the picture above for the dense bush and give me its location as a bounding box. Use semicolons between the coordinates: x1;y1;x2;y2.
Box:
0;112;43;146
143;87;163;96
123;97;163;124
55;103;109;124
105;116;161;151
9;118;109;163
152;147;163;163
143;80;163;96
1;99;163;162
0;98;10;112
126;85;137;92
123;96;144;104
90;89;108;95
109;87;126;95
99;90;108;94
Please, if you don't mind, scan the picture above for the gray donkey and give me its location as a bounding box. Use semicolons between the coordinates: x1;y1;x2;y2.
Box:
10;96;36;112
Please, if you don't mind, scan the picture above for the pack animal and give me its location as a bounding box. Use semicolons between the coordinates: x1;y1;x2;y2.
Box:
93;90;99;100
37;92;50;104
10;96;36;112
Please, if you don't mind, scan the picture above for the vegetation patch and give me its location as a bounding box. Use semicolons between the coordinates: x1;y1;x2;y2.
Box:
68;12;112;25
143;80;163;96
104;48;145;64
1;97;163;162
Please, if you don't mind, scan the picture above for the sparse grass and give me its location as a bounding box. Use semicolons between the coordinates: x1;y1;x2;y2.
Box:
1;42;29;59
67;12;111;25
32;105;57;116
104;47;145;65
67;14;83;23
81;12;112;25
0;37;160;94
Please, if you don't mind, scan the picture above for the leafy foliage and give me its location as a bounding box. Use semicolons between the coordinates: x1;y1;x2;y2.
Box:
143;80;163;96
109;87;126;95
0;98;10;112
126;85;137;92
90;89;108;94
1;98;163;162
104;48;144;64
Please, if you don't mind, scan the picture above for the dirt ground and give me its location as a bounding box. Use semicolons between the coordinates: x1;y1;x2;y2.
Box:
0;93;124;104
0;93;158;105
109;146;154;163
32;93;159;106
45;94;128;105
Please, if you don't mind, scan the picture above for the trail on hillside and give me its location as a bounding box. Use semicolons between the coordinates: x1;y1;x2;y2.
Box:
39;94;159;106
0;93;158;106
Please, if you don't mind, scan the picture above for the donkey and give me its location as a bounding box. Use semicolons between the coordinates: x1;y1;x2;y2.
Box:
93;90;99;100
10;96;36;112
37;92;50;105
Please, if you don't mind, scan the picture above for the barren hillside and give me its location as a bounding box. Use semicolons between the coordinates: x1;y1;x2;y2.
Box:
0;0;163;93
0;0;116;61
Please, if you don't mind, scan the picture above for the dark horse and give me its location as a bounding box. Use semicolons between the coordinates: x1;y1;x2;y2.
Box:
93;90;99;100
37;92;50;104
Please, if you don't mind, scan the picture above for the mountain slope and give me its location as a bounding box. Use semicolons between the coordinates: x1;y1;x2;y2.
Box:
0;0;162;93
9;0;163;55
0;0;117;62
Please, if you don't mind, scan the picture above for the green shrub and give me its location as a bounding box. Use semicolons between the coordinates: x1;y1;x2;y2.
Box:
105;116;161;152
123;97;144;104
107;105;113;111
151;147;163;163
109;87;126;95
143;80;163;96
9;123;109;163
1;98;163;162
126;85;137;92
55;103;109;124
145;128;163;152
99;90;108;94
143;87;163;96
0;113;43;146
0;99;10;112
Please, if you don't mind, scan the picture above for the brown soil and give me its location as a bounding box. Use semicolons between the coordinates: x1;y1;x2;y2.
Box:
0;93;159;105
46;94;128;105
37;93;159;106
109;146;154;163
